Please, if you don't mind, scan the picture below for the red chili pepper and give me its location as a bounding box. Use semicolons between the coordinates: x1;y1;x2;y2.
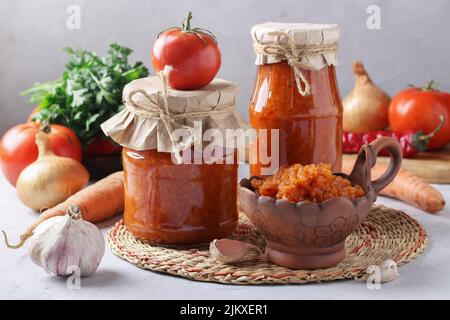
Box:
343;117;444;158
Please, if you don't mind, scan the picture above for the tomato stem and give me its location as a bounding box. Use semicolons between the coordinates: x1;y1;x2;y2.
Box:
422;80;438;92
418;115;445;141
408;80;440;92
40;120;51;134
182;12;193;31
179;11;217;44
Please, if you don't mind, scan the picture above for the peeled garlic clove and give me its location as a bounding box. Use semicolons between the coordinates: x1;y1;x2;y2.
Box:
210;239;262;264
355;259;399;283
378;259;399;283
28;205;105;277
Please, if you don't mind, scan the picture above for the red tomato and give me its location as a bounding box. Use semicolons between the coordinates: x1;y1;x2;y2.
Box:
389;86;450;150
152;12;221;90
0;123;82;186
85;135;122;158
28;107;122;158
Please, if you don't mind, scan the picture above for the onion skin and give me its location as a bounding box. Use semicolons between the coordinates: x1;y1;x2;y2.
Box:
343;61;390;132
16;132;89;211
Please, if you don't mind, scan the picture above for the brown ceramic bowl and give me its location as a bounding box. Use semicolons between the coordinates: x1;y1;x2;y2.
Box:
238;137;403;270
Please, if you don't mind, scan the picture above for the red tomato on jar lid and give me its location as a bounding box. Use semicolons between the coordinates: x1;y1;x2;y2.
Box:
152;12;221;90
0;123;82;186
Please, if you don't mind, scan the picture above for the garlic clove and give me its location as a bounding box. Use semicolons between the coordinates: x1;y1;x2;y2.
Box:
210;239;262;264
379;259;399;283
355;259;399;284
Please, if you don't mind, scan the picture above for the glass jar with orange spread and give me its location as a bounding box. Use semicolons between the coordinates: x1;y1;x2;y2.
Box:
249;22;343;176
102;76;245;246
122;148;238;245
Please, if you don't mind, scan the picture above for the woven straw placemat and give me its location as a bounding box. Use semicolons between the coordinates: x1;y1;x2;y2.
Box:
107;205;427;285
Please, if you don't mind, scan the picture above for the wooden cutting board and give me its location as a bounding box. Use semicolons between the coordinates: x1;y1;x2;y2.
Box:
343;147;450;184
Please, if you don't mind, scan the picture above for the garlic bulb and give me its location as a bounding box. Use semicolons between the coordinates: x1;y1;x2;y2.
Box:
28;205;105;277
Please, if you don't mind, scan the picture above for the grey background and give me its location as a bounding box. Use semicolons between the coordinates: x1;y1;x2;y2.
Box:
1;0;449;134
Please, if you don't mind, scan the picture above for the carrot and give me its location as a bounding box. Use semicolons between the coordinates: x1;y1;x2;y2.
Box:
342;158;445;213
3;171;124;249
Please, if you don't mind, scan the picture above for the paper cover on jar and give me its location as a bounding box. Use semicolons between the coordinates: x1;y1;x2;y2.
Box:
251;22;340;96
251;22;340;70
101;76;248;153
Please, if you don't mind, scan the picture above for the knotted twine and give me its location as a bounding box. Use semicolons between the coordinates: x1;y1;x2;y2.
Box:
126;66;235;163
253;31;338;96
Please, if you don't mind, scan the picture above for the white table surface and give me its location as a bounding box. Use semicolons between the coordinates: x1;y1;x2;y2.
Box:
1;166;449;300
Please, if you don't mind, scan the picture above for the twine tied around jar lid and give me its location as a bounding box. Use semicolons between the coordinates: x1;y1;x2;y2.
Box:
125;66;236;163
253;31;338;96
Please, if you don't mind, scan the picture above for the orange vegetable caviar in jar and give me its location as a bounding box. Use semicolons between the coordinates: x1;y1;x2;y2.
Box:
123;149;238;245
101;76;245;246
249;22;343;176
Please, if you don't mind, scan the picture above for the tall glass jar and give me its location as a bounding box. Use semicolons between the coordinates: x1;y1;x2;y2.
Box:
249;22;343;176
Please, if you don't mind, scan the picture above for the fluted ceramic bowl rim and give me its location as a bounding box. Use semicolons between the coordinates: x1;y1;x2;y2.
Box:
238;175;376;214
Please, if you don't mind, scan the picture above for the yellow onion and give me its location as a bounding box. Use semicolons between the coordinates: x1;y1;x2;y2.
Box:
343;61;390;132
16;132;89;211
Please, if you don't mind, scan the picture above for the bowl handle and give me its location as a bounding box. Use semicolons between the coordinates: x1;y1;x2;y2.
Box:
349;137;403;193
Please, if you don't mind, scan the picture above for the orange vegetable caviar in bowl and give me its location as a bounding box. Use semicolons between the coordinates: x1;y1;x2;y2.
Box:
251;163;365;203
238;137;402;270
